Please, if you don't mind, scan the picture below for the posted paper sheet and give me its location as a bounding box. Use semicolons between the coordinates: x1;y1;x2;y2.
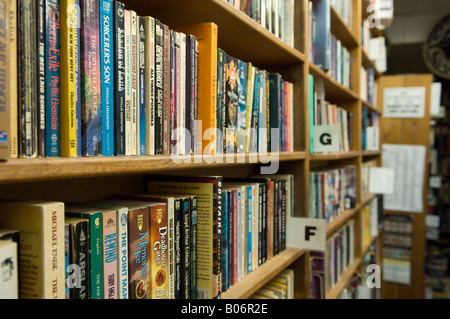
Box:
382;144;426;213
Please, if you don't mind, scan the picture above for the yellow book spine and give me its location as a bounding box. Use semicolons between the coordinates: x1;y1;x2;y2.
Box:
59;0;77;157
8;0;18;158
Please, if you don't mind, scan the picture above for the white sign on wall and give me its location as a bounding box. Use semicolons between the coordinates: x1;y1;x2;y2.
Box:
383;87;426;118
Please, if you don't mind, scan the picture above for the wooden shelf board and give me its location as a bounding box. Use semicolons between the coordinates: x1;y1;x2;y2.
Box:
362;150;382;157
326;257;362;299
330;5;358;49
326;207;359;236
0;152;305;184
221;248;307;299
309;63;359;102
362;234;380;257
361;49;382;78
361;194;377;207
122;0;305;70
362;98;382;114
309;151;360;161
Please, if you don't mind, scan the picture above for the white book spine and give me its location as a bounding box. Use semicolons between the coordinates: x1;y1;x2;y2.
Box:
131;10;138;155
124;10;132;155
117;208;128;299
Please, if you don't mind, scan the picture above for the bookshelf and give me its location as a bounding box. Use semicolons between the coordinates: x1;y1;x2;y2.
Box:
0;0;387;299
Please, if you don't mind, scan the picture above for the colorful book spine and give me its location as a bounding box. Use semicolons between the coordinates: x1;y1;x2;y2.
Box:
185;35;195;155
149;203;169;299
169;31;176;153
65;208;104;299
99;0;114;156
144;16;155;156
237;60;247;154
18;0;37;158
67;218;90;299
128;205;150;299
124;9;131;155
138;17;146;155
225;55;238;154
181;197;190;299
162;24;170;155
80;0;101;156
102;210;118;299
154;20;163;154
222;189;229;291
174;32;180;155
74;0;81;157
37;0;46;157
0;0;10;159
179;33;186;155
113;1;125;155
216;49;225;154
247;184;253;273
60;0;78;157
130;10;137;155
45;0;61;157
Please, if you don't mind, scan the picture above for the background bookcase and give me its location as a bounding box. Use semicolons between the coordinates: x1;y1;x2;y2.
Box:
0;0;386;299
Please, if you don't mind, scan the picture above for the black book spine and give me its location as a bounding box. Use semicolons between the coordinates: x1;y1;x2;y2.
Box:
262;182;267;264
114;1;125;155
190;196;197;299
174;198;182;299
249;69;260;153
18;0;37;158
154;20;163;154
181;197;190;299
185;35;193;155
36;0;45;157
70;221;90;299
273;180;279;255
258;183;262;266
216;49;224;154
281;179;286;251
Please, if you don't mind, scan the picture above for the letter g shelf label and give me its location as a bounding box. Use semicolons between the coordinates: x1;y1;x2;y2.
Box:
286;217;326;251
313;125;340;153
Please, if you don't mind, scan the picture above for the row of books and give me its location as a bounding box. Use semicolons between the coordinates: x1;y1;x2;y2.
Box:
308;165;357;222
217;50;294;154
382;214;413;262
310;219;355;298
361;18;373;55
225;0;295;48
249;268;294;299
331;0;353;29
309;0;354;90
360;67;376;105
0;174;292;299
307;75;354;154
362;107;380;151
0;0;294;160
361;159;377;200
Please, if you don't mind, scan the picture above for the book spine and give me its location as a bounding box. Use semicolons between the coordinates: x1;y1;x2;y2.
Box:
174;199;181;299
185;35;194;155
216;49;224;154
167;198;175;300
144;16;155;155
150;203;169;299
225;55;238;154
37;0;45;157
174;32;180;155
181;198;190;299
70;221;90;299
124;9;131;155
0;0;10;159
162;24;170;155
64;222;70;298
99;0;114;156
231;189;237;285
44;0;60;157
18;0;37;158
113;1;125;155
179;33;186;155
249;69;260;153
130;10;137;155
215;177;223;298
138;16;146;155
154;20;163;154
74;0;81;157
237;60;247;154
102;210;118;299
190;196;197;299
59;0;78;157
258;183;262;265
247;185;252;273
117;208;128;299
169;31;176;153
80;0;101;156
128;207;150;299
262;182;267;263
222;190;228;291
192;38;198;155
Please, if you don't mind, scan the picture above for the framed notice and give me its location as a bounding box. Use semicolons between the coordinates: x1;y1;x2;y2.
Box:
383;87;426;118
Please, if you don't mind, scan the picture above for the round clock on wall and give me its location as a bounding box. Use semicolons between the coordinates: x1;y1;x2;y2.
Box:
423;14;450;80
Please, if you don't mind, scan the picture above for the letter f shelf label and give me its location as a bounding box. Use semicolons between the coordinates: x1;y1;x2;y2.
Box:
286;217;326;251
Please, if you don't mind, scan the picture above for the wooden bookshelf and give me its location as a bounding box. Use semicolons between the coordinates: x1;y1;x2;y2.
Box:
1;0;386;300
222;248;307;299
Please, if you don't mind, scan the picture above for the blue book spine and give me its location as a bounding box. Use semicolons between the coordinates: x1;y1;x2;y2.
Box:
100;0;114;156
45;0;60;157
247;185;252;274
138;17;146;155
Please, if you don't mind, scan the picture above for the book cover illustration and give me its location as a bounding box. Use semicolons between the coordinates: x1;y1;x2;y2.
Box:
80;0;102;156
225;56;238;154
237;60;247;153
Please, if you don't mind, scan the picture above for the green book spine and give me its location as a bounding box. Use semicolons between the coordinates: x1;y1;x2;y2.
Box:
308;74;315;154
